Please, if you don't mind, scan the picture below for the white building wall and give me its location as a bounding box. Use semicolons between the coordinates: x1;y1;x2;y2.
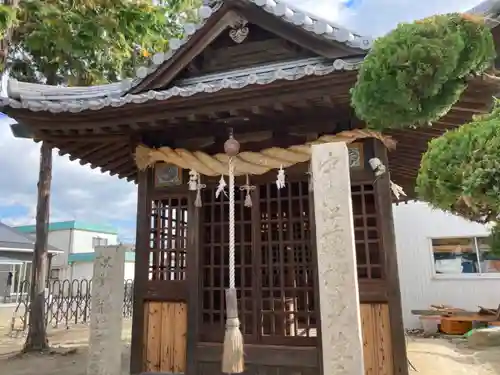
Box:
393;201;499;329
46;230;72;270
28;229;118;280
124;262;135;280
70;230;118;253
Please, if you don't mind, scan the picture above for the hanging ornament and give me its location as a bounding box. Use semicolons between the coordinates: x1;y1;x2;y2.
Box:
215;175;227;199
240;174;256;207
306;163;313;192
188;170;199;191
195;175;206;208
276;165;286;190
390;180;406;201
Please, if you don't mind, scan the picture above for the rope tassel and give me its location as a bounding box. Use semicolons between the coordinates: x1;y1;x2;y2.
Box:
244;193;252;208
195;176;206;208
222;158;244;374
240;174;256;208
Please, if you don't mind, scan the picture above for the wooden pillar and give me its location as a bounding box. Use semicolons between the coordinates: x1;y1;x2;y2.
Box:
311;142;364;375
130;170;151;375
374;140;408;375
24;141;51;352
186;192;200;375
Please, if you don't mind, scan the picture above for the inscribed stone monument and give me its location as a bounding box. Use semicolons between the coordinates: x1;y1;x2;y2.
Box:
311;142;365;375
87;245;126;375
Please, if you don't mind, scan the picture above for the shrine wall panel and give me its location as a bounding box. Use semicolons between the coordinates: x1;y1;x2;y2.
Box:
143;301;188;373
196;303;393;375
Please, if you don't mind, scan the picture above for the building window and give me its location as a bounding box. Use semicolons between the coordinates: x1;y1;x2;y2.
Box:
50;268;60;280
431;237;500;276
92;237;108;248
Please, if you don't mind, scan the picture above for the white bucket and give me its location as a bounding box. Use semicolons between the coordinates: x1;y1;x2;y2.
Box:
420;316;440;334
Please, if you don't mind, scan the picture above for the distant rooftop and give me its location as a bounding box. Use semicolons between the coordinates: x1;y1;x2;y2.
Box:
15;220;118;235
0;221;63;253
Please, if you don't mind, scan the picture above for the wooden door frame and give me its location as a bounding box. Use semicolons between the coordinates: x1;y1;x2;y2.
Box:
373;140;409;375
130;169;152;375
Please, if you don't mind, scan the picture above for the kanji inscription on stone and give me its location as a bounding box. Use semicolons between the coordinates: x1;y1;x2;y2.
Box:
87;245;126;375
311;143;365;375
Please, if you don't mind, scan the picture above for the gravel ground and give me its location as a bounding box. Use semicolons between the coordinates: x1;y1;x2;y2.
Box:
407;336;500;375
0;324;499;375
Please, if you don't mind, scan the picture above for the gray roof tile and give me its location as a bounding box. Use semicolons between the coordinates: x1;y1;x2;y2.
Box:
0;222;63;253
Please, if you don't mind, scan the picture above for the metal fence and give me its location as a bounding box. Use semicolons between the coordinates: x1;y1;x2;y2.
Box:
9;278;134;336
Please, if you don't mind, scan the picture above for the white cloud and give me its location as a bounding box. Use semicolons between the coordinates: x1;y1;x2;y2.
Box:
0;120;137;241
284;0;485;36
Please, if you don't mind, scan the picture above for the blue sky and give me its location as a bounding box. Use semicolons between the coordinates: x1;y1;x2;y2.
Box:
0;0;487;242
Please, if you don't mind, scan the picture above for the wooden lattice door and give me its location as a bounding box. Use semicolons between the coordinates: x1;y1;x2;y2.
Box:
351;183;383;280
200;187;256;342
200;178;318;346
257;180;317;345
149;196;189;282
143;195;189;373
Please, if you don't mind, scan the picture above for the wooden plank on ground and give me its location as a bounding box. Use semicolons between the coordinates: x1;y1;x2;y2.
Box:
411;310;479;317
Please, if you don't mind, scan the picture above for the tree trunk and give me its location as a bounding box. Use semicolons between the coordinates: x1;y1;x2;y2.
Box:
23;141;52;352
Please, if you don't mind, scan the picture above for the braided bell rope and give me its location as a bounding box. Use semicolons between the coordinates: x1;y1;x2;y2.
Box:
134;129;396;176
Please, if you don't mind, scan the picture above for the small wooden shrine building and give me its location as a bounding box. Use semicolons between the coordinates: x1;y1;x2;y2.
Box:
2;1;497;375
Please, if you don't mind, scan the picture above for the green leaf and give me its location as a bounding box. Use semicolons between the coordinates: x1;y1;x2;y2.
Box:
7;0;200;85
416;99;500;224
350;13;496;130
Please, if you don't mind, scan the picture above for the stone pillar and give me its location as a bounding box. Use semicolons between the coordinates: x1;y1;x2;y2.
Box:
311;142;364;375
87;245;126;375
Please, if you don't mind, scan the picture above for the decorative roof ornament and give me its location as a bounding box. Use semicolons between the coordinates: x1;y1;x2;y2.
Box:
229;16;249;44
